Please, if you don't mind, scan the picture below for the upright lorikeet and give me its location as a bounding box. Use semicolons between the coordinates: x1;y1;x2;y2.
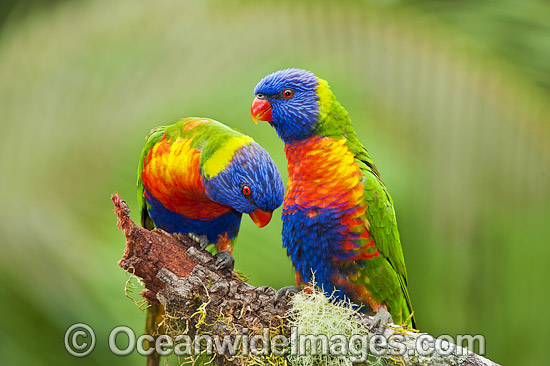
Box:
137;117;284;365
251;69;415;327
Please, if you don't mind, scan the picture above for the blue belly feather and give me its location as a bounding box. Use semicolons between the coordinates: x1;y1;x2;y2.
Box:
144;188;242;244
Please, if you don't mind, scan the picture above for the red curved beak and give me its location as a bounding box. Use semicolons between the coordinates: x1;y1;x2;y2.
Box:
251;97;273;124
249;209;273;228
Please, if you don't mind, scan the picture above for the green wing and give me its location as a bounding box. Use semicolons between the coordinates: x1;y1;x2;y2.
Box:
353;141;416;327
356;147;407;279
137;125;167;230
136;117;244;230
318;88;414;325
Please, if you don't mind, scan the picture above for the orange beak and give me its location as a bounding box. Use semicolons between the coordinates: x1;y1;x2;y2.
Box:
249;209;273;228
251;97;273;124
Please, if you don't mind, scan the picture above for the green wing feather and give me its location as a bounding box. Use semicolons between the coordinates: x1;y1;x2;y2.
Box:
136;117;248;230
137;125;167;230
353;139;415;327
316;81;415;326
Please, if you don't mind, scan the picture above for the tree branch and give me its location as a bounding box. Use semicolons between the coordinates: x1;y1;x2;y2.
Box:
112;193;500;366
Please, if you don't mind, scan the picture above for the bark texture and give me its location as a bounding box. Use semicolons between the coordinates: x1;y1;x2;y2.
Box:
112;193;500;366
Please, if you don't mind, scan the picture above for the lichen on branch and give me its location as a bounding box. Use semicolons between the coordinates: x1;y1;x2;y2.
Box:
112;193;500;366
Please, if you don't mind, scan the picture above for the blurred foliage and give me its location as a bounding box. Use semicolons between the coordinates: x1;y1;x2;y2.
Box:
0;0;549;365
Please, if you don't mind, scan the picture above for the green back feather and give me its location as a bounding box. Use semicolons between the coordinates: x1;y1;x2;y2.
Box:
136;117;251;228
316;81;415;325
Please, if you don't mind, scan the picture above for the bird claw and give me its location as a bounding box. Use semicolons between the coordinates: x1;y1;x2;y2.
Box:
214;251;235;271
188;232;211;250
276;286;300;301
368;307;393;335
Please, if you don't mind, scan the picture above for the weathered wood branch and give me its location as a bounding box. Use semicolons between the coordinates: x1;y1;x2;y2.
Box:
112;193;500;366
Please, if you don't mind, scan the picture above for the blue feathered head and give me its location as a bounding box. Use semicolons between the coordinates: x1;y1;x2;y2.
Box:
252;68;321;143
203;141;284;227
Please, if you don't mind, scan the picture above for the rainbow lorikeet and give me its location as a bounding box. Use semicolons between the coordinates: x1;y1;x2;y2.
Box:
251;69;415;328
138;117;284;254
137;117;284;365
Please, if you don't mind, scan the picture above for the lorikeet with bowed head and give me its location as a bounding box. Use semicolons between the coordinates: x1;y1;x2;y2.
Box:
138;117;284;251
137;117;284;365
251;69;415;328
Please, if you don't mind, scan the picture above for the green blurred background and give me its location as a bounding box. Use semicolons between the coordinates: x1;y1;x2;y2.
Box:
1;0;549;365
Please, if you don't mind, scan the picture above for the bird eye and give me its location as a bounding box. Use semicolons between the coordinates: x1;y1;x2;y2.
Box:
283;89;294;99
242;185;252;196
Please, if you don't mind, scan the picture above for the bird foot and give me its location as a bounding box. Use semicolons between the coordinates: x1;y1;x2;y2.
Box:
188;232;211;250
368;306;393;335
276;286;301;301
214;250;235;271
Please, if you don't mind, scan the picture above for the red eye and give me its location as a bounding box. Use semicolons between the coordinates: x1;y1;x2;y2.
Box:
283;89;293;98
242;185;251;196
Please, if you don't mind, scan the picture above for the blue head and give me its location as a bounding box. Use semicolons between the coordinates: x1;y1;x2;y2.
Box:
203;141;284;227
251;68;322;143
